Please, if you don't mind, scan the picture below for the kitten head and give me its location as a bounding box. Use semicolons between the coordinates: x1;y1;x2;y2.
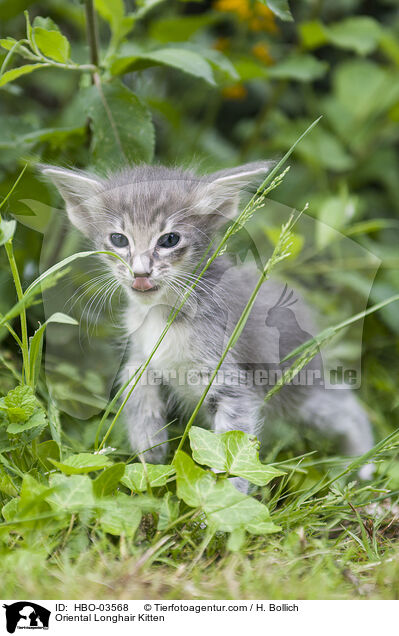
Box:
40;162;272;306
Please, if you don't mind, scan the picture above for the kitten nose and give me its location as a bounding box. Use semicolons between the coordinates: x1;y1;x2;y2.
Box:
132;254;152;278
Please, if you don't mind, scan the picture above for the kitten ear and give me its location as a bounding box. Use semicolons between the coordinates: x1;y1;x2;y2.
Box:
39;165;102;236
209;161;274;188
204;161;274;225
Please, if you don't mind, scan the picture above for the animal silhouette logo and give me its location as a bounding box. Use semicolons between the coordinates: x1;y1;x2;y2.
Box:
265;284;324;386
3;602;50;633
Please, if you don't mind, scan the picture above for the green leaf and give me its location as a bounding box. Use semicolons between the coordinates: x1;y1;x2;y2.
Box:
29;312;78;389
98;492;141;537
2;497;19;521
47;473;95;511
222;431;284;485
326;17;381;56
227;527;246;552
32;16;61;32
95;0;125;27
299;21;328;50
268;54;328;82
173;450;278;534
16;474;54;523
36;440;60;471
157;492;180;530
188;427;227;471
264;0;293;22
84;80;154;170
173;451;216;508
203;479;280;534
0;466;17;497
121;463;175;492
111;48;216;86
0;218;16;246
0;37;37;61
33;27;70;63
189;427;284;486
7;408;47;434
180;44;238;81
17;126;86;148
134;0;167;19
49;453;112;475
94;0;134;48
3;384;38;422
0;64;47;88
93;463;125;497
274;118;354;171
333;60;399;122
316;194;357;249
149;14;221;43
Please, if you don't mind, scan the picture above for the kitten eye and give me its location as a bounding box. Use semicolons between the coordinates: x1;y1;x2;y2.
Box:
110;233;129;248
157;233;180;248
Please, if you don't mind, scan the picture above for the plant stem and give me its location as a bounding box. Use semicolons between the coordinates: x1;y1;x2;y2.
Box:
85;0;99;69
4;240;30;385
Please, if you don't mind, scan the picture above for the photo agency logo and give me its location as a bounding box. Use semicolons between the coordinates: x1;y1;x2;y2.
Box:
3;603;51;633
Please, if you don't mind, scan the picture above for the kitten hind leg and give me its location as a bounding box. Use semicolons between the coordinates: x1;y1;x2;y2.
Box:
298;388;374;479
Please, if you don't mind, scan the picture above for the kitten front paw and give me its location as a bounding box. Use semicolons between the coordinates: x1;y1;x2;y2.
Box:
129;422;169;464
139;443;169;465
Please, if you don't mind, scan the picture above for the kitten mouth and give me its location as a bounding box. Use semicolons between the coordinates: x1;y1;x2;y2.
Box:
132;277;159;292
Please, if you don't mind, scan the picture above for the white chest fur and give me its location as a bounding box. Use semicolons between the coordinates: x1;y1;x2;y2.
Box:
125;302;193;367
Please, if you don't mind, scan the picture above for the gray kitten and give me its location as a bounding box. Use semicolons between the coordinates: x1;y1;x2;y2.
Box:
42;162;374;483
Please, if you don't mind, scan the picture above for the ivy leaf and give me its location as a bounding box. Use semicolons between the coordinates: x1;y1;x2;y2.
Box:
174;452;280;535
98;492;142;537
47;473;95;511
49;453;112;475
264;0;293;22
204;479;279;533
189;427;284;486
93;463;125;497
157;492;180;530
221;431;285;485
33;27;70;63
173;451;217;508
84;80;154;170
189;427;227;471
121;463;175;492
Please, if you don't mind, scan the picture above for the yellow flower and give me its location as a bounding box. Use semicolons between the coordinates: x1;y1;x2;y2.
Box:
222;83;248;100
213;0;277;32
252;42;274;65
214;0;251;20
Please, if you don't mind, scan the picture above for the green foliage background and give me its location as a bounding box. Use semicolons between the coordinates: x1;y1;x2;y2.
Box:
0;0;399;599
